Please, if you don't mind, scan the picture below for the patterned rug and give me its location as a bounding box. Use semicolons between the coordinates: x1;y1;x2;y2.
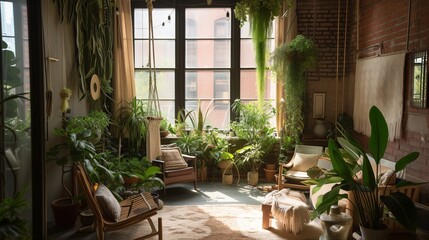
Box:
67;204;323;239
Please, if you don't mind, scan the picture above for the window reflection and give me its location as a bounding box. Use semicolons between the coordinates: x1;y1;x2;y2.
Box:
411;51;428;108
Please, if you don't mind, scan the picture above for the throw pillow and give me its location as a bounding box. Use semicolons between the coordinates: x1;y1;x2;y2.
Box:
292;153;320;171
95;183;121;222
161;147;188;170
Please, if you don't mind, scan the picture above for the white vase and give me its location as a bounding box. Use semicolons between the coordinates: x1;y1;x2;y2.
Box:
313;119;327;138
359;224;389;240
247;172;258;186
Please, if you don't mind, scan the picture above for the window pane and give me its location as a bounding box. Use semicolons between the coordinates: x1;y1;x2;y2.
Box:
240;39;275;68
240;70;275;100
1;2;14;36
134;8;175;39
134;40;175;68
185;70;230;99
135;70;175;99
185;100;230;129
240;21;275;38
186;8;231;39
186;40;230;68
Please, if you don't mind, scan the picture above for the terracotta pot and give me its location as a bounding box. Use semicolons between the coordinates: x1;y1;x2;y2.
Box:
80;209;94;227
160;131;169;138
265;163;277;170
51;198;80;229
264;169;277;182
123;175;140;186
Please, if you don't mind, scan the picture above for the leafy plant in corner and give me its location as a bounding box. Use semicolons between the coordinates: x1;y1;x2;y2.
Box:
234;0;282;104
0;189;31;239
273;34;317;146
309;106;420;232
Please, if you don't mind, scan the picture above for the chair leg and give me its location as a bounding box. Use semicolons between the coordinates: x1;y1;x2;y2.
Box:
194;180;197;191
158;217;163;240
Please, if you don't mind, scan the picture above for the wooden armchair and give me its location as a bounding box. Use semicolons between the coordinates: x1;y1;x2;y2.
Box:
278;145;324;191
152;147;197;196
74;163;162;240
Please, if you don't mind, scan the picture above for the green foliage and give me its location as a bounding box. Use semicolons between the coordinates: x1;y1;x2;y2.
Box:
175;127;231;179
234;0;283;104
0;190;31;240
159;118;169;131
273;34;317;146
111;157;164;193
310;106;420;231
117;97;147;155
231;100;276;172
53;0;114;104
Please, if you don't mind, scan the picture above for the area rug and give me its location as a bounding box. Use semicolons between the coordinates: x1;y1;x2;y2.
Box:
77;204;323;240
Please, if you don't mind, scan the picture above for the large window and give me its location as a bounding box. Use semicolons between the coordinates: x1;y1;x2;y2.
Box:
132;0;275;129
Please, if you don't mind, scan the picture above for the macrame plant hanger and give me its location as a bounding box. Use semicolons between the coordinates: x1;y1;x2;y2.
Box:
146;0;163;161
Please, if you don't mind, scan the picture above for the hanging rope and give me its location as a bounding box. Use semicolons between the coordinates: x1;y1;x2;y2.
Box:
146;0;162;161
146;0;161;117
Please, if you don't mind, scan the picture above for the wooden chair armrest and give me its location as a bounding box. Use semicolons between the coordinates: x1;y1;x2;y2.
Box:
152;159;165;165
182;154;197;169
182;154;196;161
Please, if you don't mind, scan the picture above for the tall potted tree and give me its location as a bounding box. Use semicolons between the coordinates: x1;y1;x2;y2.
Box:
234;0;282;104
273;34;317;147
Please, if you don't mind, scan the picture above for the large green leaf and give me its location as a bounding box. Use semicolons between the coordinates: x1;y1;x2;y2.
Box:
395;152;419;173
368;106;388;164
361;154;376;190
381;192;417;232
337;137;360;161
328;139;353;182
311;184;347;219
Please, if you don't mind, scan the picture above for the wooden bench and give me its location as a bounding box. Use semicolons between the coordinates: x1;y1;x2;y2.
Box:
74;163;163;240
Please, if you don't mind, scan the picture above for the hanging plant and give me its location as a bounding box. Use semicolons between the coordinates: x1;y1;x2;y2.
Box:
273;34;317;146
234;0;282;105
53;0;114;106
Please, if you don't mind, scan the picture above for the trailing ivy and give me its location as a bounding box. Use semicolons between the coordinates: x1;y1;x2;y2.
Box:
234;0;282;105
53;0;114;106
273;34;317;146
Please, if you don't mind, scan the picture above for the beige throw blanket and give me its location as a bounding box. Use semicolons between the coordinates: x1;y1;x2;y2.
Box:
263;189;310;235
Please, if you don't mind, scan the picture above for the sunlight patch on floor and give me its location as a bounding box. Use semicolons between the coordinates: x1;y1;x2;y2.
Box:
200;190;239;203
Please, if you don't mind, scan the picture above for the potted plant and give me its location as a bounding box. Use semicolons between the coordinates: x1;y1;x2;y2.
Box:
116;97;148;155
47;112;117;229
309;106;420;238
159;118;170;138
234;0;282;104
273;34;317;146
0;189;31;239
231;100;276;185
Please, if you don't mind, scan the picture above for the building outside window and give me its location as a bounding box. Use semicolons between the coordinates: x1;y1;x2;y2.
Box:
132;0;275;130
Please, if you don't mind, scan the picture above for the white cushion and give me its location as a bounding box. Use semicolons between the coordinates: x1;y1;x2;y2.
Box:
292;153;320;171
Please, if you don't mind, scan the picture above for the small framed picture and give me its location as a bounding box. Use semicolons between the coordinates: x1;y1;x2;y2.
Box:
313;93;325;119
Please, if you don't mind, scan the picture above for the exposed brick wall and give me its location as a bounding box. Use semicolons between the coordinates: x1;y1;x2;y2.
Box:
351;0;429;204
296;0;354;134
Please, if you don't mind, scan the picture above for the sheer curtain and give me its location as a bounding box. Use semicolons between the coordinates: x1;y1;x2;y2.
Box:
113;0;135;116
275;0;298;133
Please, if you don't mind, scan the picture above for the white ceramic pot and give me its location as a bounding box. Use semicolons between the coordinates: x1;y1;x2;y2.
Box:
359;224;389;240
313;119;327;138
